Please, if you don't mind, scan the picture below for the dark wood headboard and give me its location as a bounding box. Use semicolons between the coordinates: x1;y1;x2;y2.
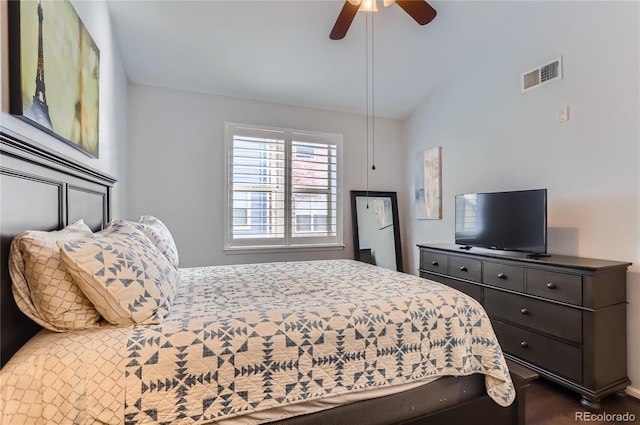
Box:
0;127;116;368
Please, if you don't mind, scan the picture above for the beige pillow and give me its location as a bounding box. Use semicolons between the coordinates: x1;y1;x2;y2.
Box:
9;220;102;331
109;216;179;268
58;221;180;325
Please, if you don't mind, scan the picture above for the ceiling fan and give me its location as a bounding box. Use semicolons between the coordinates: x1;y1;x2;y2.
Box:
330;0;437;40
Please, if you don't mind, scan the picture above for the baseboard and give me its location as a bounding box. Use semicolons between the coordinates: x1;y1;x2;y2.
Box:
626;385;640;400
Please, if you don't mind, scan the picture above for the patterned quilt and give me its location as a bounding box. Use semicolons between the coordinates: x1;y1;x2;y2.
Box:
124;260;514;423
1;260;514;424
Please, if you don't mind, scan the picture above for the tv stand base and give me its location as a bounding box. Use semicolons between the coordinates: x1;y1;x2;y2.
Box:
525;253;551;259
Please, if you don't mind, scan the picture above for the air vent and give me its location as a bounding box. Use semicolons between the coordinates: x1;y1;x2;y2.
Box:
521;56;563;93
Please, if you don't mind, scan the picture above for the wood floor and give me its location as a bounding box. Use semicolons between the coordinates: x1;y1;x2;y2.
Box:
525;378;640;425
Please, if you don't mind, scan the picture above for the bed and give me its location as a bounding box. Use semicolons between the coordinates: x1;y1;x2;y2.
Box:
0;127;533;424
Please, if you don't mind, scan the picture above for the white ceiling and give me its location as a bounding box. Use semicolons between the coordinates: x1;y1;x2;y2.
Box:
107;1;522;120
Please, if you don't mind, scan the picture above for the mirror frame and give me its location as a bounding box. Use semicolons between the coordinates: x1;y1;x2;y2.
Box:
350;190;403;272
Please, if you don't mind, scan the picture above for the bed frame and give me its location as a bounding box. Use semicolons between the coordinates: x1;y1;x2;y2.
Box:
0;126;535;424
0;127;116;367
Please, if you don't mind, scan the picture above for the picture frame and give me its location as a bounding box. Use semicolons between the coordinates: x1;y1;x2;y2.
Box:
374;197;393;229
415;146;442;220
8;0;100;158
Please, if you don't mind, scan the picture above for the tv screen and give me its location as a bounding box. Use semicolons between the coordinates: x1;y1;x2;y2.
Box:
455;189;547;254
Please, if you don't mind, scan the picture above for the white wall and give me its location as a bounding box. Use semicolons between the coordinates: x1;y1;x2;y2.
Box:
126;84;405;268
0;0;128;217
402;1;640;397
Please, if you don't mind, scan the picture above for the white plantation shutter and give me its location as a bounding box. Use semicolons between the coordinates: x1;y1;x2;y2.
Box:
455;194;478;233
291;137;338;243
226;123;342;249
229;128;286;244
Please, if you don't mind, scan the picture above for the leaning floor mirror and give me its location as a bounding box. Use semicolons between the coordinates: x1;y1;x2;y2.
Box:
350;190;403;272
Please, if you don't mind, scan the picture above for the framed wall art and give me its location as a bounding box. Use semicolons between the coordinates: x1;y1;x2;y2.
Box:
8;0;100;157
374;197;393;230
415;146;442;220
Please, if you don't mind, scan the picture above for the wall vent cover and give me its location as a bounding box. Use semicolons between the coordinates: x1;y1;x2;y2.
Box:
521;56;563;93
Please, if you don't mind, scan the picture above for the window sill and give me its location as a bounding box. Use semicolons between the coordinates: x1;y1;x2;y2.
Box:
223;243;345;255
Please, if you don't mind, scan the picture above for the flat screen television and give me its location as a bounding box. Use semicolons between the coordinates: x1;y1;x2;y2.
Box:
455;189;547;255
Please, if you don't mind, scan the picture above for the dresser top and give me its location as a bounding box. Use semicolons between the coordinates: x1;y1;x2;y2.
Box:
417;243;632;271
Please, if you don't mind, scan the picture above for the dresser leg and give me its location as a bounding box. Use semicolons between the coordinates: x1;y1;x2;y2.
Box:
614;389;627;399
580;396;601;411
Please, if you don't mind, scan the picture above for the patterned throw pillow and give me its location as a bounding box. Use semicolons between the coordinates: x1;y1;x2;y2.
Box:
58;221;180;325
8;220;102;332
109;216;179;268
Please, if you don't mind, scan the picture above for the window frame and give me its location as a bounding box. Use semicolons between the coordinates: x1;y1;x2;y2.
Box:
224;122;344;252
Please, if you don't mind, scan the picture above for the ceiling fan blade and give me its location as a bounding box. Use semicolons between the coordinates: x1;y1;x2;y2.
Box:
395;0;437;25
330;0;361;40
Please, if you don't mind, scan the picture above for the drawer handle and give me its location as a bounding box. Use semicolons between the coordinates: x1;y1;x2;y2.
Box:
520;341;529;348
497;273;507;279
520;308;529;315
459;266;468;272
431;261;439;266
547;282;556;289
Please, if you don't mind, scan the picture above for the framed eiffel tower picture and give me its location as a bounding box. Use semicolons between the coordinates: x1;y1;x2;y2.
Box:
8;0;100;158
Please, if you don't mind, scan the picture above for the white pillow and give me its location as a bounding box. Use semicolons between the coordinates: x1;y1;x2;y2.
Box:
109;216;179;268
8;220;102;331
58;221;180;325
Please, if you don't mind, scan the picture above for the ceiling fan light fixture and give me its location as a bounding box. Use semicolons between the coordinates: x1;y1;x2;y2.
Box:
331;0;435;40
359;0;378;12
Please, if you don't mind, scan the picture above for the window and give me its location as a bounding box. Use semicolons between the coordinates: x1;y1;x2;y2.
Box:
455;194;478;233
225;123;343;250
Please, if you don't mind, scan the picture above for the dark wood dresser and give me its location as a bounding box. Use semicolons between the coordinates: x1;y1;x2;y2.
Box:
417;243;631;409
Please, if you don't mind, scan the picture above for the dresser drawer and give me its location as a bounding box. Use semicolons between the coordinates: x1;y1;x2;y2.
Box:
483;261;524;292
492;320;582;383
484;289;582;343
423;274;483;304
526;269;582;305
448;256;482;282
420;251;449;274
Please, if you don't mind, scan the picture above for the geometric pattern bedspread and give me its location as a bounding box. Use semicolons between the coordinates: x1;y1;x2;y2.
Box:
124;260;514;423
1;260;514;424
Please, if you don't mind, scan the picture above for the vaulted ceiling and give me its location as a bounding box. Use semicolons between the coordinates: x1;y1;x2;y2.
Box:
107;1;522;119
